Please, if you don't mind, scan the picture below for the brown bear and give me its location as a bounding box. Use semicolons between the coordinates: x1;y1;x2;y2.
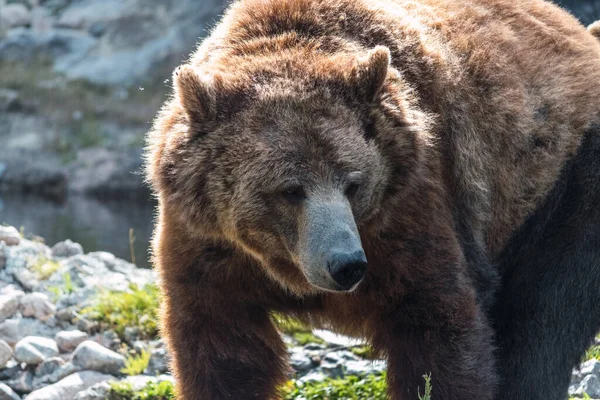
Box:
144;0;600;399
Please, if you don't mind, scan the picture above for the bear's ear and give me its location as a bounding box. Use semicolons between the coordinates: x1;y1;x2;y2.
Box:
354;46;390;102
173;65;216;126
589;21;600;41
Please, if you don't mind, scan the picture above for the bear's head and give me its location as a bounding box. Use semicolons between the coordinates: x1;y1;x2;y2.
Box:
147;46;432;295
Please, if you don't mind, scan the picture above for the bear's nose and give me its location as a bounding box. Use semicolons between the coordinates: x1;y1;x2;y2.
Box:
327;250;368;290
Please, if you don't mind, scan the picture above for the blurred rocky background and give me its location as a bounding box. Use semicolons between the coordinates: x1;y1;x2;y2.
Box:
0;0;229;265
0;0;227;200
0;0;598;265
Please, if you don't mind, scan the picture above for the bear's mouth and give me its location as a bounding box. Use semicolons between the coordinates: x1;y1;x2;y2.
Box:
304;269;366;292
301;254;368;293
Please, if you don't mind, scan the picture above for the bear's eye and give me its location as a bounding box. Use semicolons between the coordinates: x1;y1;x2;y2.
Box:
281;186;306;205
345;182;360;198
345;171;363;198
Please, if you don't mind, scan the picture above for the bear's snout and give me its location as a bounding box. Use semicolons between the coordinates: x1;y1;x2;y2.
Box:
298;194;367;292
327;250;367;290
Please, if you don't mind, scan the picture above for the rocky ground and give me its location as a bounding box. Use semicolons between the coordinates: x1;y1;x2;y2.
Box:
0;224;597;399
0;225;390;399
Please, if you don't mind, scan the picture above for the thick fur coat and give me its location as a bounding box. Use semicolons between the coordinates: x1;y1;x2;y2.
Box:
145;1;600;399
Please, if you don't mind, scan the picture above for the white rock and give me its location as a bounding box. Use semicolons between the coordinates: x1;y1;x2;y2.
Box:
55;331;88;353
30;5;53;32
0;227;20;247
72;381;111;400
312;329;364;347
0;340;13;368
0;319;60;346
0;359;21;381
14;345;44;365
5;369;33;394
56;0;130;29
45;254;153;293
71;341;125;375
34;357;65;379
573;374;600;398
14;337;58;365
0;382;20;400
144;347;169;375
289;349;312;373
31;362;81;391
574;359;600;384
0;292;22;323
0;287;24;297
343;360;387;376
121;375;156;391
0;4;31;28
51;241;83;259
298;371;328;384
24;371;114;400
13;269;39;292
19;293;55;321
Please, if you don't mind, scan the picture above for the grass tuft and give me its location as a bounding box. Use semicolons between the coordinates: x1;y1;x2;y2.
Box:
122;350;151;376
270;313;325;344
109;374;389;400
281;373;388;399
109;380;174;400
271;312;312;335
585;344;600;361
418;373;433;400
82;284;160;340
350;345;378;360
292;332;325;345
29;257;61;280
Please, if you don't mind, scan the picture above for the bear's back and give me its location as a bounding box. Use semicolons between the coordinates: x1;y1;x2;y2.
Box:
404;0;600;253
190;0;600;254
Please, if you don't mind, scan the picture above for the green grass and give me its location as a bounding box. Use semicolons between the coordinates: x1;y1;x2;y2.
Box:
569;394;591;400
418;373;432;400
584;344;600;361
47;272;75;301
281;373;388;399
109;374;389;400
270;313;325;345
122;350;151;376
29;257;61;280
584;337;600;362
82;284;160;340
271;313;313;335
350;345;378;360
292;332;325;345
109;380;174;400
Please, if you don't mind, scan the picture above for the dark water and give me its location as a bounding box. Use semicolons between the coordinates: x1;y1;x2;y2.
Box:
0;194;156;269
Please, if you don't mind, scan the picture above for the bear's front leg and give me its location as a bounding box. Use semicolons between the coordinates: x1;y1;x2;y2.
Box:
154;222;288;399
378;292;497;400
161;282;287;400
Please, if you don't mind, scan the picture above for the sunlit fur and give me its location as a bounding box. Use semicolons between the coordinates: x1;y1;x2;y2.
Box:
145;1;600;399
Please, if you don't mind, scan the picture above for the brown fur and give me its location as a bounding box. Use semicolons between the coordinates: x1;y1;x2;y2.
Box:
589;21;600;40
145;0;600;398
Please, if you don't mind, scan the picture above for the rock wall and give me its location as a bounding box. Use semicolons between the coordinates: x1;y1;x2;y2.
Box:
0;0;229;199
